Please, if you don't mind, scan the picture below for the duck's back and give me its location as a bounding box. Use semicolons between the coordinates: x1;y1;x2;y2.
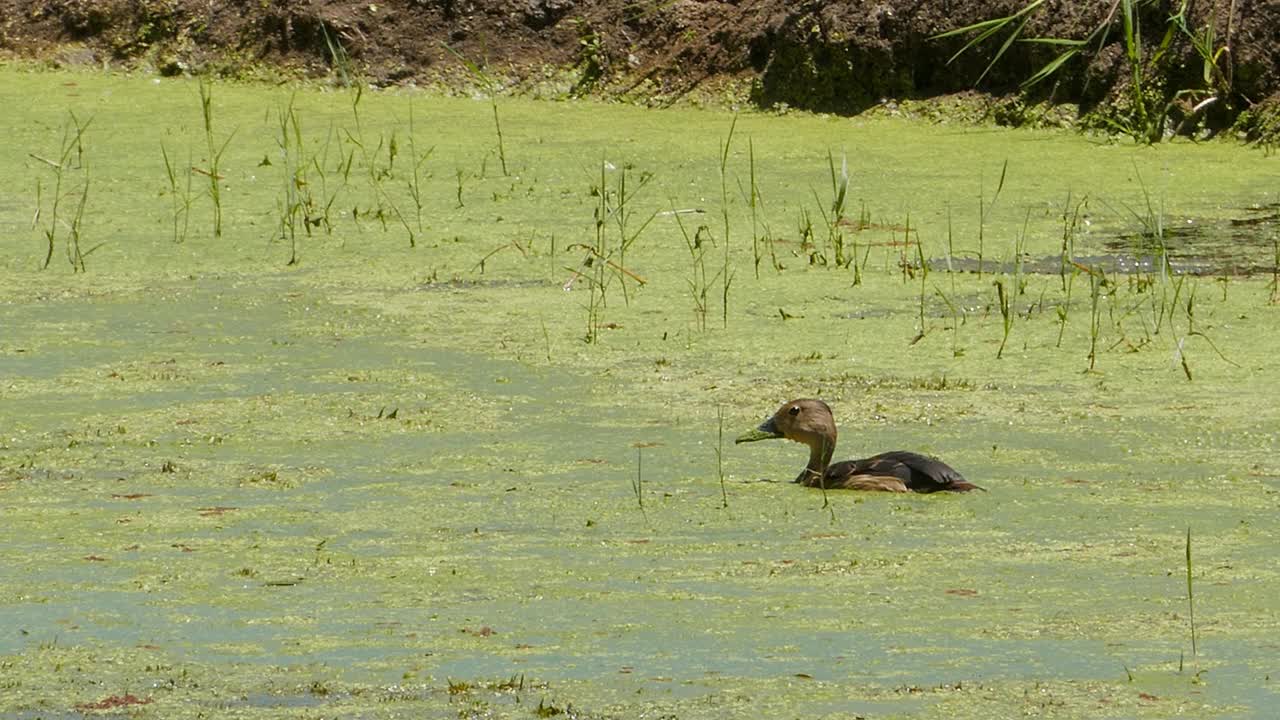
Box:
822;451;980;493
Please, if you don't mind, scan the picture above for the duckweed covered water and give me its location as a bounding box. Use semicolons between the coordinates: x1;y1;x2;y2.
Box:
1;66;1278;718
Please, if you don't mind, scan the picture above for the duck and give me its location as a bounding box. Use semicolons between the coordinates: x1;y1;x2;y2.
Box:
735;398;981;493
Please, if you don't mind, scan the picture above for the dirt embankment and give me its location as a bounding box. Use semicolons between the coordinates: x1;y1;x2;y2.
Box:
3;1;1278;137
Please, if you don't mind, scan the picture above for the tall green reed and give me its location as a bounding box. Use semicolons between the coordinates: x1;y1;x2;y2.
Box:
569;159;654;342
274;97;319;265
1059;191;1087;289
823;150;852;269
632;444;647;521
715;406;729;509
1085;265;1108;371
320;24;356;87
994;278;1013;359
406;105;436;234
160;143;195;244
672;208;715;331
198;78;234;238
740;137;778;278
976;159;1008;278
32;112;95;272
912;216;928;342
1184;527;1198;666
717;116;738;327
611;165;656;305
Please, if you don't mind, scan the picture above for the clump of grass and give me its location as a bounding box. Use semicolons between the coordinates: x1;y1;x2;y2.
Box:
1085;264;1109;372
1112;164;1235;379
672;208;716;331
568;18;606;95
935;0;1235;143
197;78;235;238
65;173;91;272
931;0;1048;86
994;278;1012;359
1126;163;1178;334
1059;191;1087;289
610;165;656;304
810;149;856;272
310;120;351;236
320;23;356;87
1055;265;1080;349
345;86;415;247
494;673;526;693
1013;207;1031;296
796;207;818;264
829;151;852;269
575;160;612;343
1054;192;1088;345
970;194;1026;358
908;214;930;345
566;159;654;342
1113;0;1163;143
32;112;96;272
444;43;509;176
160;143;195;244
273;97;320;265
535;698;570;717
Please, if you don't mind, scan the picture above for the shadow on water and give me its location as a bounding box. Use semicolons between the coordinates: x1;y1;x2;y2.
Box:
933;205;1280;277
1103;204;1280;275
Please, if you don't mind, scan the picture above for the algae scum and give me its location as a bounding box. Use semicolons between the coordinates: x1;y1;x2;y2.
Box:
1;68;1278;718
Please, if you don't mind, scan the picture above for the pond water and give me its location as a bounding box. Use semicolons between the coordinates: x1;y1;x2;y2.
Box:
0;67;1277;718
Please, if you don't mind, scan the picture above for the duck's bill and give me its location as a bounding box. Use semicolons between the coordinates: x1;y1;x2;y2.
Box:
734;418;782;444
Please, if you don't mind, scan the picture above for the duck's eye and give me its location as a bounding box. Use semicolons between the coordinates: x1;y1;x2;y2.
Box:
788;406;800;416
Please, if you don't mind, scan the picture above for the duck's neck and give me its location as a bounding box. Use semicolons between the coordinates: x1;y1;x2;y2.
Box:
801;434;836;485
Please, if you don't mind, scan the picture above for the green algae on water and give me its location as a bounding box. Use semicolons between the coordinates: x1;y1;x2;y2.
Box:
1;65;1278;718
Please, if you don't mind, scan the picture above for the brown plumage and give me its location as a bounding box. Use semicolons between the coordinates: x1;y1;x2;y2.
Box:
735;398;981;493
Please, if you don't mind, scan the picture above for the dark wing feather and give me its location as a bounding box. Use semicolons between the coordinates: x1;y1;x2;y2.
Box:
825;451;980;493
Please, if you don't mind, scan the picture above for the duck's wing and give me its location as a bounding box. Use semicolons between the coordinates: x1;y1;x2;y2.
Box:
824;451;981;493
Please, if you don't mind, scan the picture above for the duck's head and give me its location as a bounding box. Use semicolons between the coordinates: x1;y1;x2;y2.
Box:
735;398;837;449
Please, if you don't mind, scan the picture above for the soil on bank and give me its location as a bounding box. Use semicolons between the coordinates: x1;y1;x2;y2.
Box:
3;1;1279;137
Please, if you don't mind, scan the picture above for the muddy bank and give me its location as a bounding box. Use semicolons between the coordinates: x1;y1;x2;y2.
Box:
3;1;1278;137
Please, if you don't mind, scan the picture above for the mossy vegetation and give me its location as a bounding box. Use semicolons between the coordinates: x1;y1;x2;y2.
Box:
0;66;1277;718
